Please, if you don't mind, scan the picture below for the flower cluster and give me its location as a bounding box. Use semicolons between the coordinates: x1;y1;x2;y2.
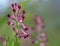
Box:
7;3;48;46
35;16;48;46
23;16;48;46
7;3;29;38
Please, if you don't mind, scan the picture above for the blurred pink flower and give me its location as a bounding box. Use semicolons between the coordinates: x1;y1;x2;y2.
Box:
40;43;45;46
0;36;6;46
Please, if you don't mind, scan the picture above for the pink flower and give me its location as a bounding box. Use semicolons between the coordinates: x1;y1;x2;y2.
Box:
40;43;45;46
19;23;28;30
7;21;15;26
40;33;48;42
0;36;6;46
13;27;18;35
20;29;29;38
35;16;45;29
40;33;46;38
7;3;29;38
41;38;48;42
18;29;29;38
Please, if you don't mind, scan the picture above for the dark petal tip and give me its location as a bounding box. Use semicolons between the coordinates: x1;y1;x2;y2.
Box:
24;27;28;31
7;21;11;25
18;5;21;10
16;33;19;36
7;14;11;18
13;9;16;12
22;15;25;20
24;34;29;38
11;4;14;7
13;27;15;30
15;3;17;6
22;10;25;14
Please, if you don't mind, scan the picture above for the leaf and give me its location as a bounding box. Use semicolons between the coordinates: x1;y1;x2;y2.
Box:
11;42;14;46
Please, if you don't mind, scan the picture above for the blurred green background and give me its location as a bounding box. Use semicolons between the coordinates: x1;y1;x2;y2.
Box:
0;0;60;46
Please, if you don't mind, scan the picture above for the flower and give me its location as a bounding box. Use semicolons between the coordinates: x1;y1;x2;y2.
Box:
35;16;45;29
40;43;45;46
7;3;29;38
0;36;6;46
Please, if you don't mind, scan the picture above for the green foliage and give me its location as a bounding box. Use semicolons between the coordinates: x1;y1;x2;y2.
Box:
20;0;29;9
